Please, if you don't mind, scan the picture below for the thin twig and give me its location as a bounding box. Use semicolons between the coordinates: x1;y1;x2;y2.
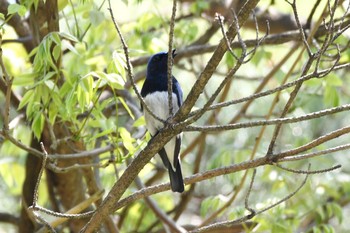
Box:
280;143;350;162
32;142;48;208
254;164;311;215
27;142;53;231
272;125;350;159
244;11;270;63
185;103;350;132
286;0;313;56
274;163;341;174
167;0;177;117
244;169;257;216
49;144;115;160
217;13;238;61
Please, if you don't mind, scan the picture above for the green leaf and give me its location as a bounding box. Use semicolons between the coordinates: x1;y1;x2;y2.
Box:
0;13;5;20
52;44;61;62
331;203;343;223
50;32;61;45
312;226;322;233
84;71;125;89
18;90;34;110
13;72;36;86
133;116;145;127
118;97;135;120
61;39;79;55
325;74;343;87
59;32;79;43
89;128;115;142
325;203;333;218
315;206;326;223
119;127;135;154
89;10;105;26
7;4;27;17
29;71;56;89
112;51;126;79
48;102;58;125
105;73;125;89
225;52;235;68
32;113;44;139
324;86;339;107
200;195;226;217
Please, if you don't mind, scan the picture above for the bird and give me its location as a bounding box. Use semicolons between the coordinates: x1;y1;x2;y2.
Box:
141;49;184;193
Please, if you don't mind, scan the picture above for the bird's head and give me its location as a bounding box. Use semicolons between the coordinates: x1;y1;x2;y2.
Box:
146;49;176;77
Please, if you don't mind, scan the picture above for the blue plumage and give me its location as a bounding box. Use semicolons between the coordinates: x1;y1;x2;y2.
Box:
141;50;184;193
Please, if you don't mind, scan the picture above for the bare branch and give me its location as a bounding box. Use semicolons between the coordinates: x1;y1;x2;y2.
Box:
280;143;350;162
0;212;19;225
185;103;350;132
49;144;115;160
272;125;350;159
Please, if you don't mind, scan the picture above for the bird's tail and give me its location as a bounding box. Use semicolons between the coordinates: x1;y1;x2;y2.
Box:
168;161;184;193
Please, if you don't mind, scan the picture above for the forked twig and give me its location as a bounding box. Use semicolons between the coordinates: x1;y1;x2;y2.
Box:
28;143;98;232
244;169;257;216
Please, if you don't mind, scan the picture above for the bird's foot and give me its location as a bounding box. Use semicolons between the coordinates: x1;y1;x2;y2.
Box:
165;116;177;130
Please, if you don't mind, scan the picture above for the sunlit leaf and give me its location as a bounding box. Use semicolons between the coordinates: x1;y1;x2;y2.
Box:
133;116;145;127
52;44;61;62
18;90;34;110
32;113;44;139
59;32;79;43
7;4;27;17
119;127;135;154
118;97;135;120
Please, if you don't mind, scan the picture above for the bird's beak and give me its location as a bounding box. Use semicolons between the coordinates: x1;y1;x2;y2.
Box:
172;49;177;58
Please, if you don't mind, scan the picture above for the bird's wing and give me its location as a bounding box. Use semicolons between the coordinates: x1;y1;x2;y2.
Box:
173;77;183;106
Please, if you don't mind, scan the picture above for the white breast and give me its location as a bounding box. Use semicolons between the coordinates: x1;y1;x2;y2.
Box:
143;91;179;135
